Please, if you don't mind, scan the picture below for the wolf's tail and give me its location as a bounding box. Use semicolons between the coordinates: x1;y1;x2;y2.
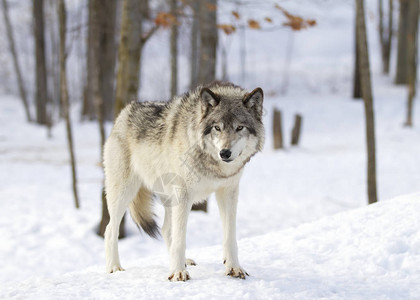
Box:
129;187;160;239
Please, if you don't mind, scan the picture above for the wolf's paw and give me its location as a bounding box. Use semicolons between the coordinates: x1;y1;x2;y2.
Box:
225;267;249;279
107;265;125;273
185;258;196;266
168;270;190;282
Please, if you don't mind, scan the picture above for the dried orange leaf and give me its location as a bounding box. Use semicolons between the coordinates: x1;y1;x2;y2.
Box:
232;10;240;19
275;3;316;31
154;12;177;28
307;19;317;26
217;24;236;35
248;19;261;29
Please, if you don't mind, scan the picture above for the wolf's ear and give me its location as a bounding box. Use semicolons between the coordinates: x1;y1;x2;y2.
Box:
243;87;263;119
201;88;220;108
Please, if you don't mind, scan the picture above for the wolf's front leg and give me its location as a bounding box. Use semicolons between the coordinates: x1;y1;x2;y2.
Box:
216;185;248;279
167;200;193;281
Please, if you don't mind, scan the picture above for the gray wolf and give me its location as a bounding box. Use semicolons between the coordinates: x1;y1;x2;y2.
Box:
103;82;264;281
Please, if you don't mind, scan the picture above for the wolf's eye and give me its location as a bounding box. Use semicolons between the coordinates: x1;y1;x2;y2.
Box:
236;126;244;131
214;126;221;131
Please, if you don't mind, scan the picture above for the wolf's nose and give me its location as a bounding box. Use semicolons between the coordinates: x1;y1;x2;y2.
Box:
220;149;232;160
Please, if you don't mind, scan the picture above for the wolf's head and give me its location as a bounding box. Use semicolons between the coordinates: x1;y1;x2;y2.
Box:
198;85;264;164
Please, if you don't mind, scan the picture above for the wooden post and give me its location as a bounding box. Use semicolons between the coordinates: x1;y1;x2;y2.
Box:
291;114;302;146
272;108;283;149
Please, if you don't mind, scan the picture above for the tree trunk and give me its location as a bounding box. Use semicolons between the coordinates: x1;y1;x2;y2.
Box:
91;0;107;154
353;9;362;99
356;0;378;205
2;0;31;122
272;108;283;149
96;0;117;121
190;0;199;89
384;0;393;74
197;0;217;85
191;0;217;212
33;0;49;125
82;0;115;121
98;0;157;238
114;0;144;116
81;0;96;121
94;0;117;238
404;0;419;127
47;0;61;119
379;0;384;62
58;0;79;209
378;0;393;74
170;0;178;98
395;0;410;84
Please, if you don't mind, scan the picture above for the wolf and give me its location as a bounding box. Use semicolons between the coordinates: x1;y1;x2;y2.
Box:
103;82;264;281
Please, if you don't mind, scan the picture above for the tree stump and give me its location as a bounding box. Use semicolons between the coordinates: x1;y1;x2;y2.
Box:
272;108;284;149
291;114;302;146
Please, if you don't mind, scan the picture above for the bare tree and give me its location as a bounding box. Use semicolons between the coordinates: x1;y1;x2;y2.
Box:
114;0;157;116
404;0;419;126
2;0;31;122
46;0;61;119
96;0;117;121
94;0;116;238
58;0;79;208
395;0;410;84
170;0;178;98
81;0;96;121
91;0;107;155
82;0;117;121
191;0;218;212
197;0;217;85
378;0;393;74
353;10;362;99
190;0;199;88
356;0;378;204
98;0;158;238
33;0;49;125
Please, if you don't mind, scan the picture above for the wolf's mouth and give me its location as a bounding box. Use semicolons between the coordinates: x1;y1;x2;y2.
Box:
222;159;233;163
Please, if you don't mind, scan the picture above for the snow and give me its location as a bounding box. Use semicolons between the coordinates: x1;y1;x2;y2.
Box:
2;191;420;299
1;0;420;298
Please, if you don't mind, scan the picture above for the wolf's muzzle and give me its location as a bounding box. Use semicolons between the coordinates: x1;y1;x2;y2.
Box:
220;149;232;162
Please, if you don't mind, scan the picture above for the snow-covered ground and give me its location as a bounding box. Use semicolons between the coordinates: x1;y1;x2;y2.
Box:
1;193;420;300
1;0;420;299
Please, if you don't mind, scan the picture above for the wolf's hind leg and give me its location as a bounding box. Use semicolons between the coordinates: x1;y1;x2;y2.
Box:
105;177;139;273
163;207;196;268
162;206;172;251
